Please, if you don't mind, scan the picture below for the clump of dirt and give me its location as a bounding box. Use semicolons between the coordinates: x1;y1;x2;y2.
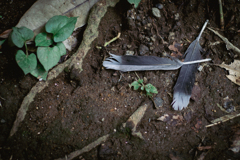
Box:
1;0;240;160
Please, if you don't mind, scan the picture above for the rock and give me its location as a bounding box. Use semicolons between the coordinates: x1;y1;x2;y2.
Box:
125;50;134;55
127;45;131;49
151;36;156;42
168;32;175;41
156;3;164;9
174;13;180;20
1;119;6;123
127;18;135;30
223;96;235;113
153;97;164;108
152;8;161;18
139;44;149;55
136;15;141;21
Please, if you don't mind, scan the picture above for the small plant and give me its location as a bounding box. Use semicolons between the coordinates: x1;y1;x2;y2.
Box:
9;15;77;80
127;0;142;8
130;78;158;97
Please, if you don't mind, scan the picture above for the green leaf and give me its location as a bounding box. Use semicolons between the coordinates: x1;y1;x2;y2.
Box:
56;42;66;56
127;0;141;8
35;32;53;47
11;27;34;48
141;86;144;90
145;83;158;95
0;39;5;46
30;63;48;80
137;79;143;84
130;81;141;90
37;43;65;71
15;50;37;74
45;15;77;42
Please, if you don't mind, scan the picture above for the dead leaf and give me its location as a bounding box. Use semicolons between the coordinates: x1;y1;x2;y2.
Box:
0;29;12;38
122;102;149;139
218;60;240;86
157;113;184;126
168;41;183;58
16;0;98;38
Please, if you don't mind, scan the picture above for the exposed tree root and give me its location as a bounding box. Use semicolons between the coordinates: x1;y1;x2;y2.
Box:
9;0;120;137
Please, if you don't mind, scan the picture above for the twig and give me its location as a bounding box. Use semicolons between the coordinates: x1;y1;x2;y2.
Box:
208;27;240;56
134;71;140;79
197;146;213;151
219;0;224;30
104;32;121;47
206;112;240;128
0;96;5;100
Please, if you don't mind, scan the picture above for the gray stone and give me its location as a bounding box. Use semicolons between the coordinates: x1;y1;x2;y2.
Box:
139;44;149;55
156;3;164;9
125;50;134;55
152;8;161;18
153;97;164;108
1;119;6;123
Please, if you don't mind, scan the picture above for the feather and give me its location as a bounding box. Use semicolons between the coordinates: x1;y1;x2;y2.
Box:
172;20;209;110
103;53;211;72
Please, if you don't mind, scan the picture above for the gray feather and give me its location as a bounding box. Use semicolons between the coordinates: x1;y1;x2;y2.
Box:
172;20;209;110
103;53;210;72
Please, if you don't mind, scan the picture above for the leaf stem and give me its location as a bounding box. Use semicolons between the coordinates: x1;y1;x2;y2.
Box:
24;42;28;56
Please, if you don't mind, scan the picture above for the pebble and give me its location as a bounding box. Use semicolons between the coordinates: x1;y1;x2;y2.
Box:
125;50;134;55
152;8;161;18
151;36;156;42
168;32;175;41
139;44;149;55
174;13;180;20
127;45;132;49
156;3;164;9
153;97;164;108
1;119;6;123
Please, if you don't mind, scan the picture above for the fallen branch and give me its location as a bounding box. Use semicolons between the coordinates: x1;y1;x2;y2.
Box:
208;27;240;56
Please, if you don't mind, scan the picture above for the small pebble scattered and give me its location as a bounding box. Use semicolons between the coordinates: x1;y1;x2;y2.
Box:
152;8;161;18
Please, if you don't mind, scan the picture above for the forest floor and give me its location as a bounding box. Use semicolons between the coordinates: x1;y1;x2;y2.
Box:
1;0;240;160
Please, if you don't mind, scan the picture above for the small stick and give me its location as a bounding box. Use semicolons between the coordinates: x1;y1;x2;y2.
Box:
219;0;224;30
104;32;121;47
0;96;5;100
206;112;240;128
197;146;213;151
208;27;240;56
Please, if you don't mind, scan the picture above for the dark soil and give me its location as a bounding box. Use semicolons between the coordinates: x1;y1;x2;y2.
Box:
1;0;240;160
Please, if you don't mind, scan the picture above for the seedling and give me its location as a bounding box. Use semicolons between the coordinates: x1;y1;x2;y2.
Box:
9;15;77;80
130;78;158;97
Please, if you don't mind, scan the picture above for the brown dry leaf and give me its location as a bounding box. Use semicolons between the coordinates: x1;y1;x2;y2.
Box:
168;41;183;58
218;60;240;86
157;113;184;126
16;0;98;38
0;29;12;38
